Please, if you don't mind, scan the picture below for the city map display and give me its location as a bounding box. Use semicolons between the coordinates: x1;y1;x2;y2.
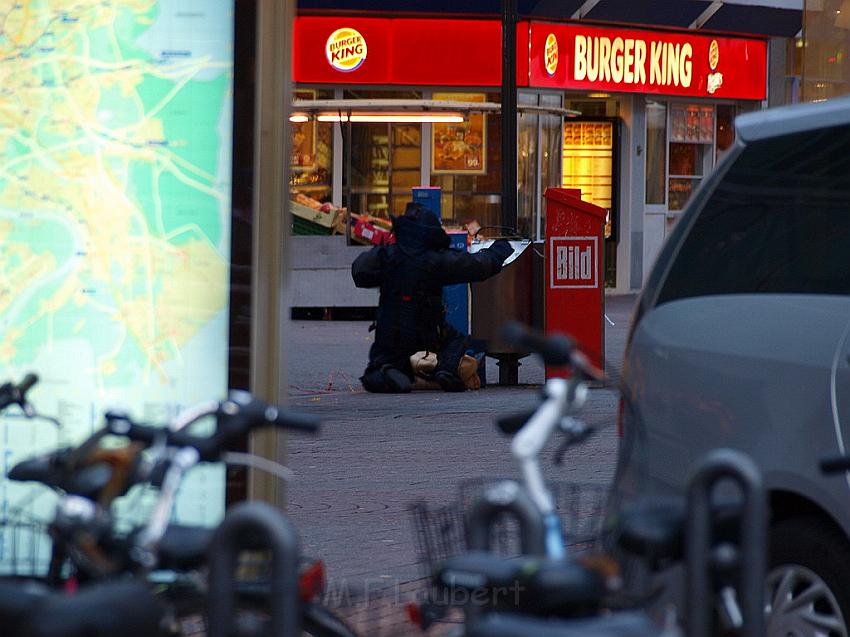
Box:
0;0;235;559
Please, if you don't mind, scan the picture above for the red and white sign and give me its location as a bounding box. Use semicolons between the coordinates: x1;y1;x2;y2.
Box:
294;17;530;86
294;17;767;100
529;22;767;100
325;27;368;72
544;188;606;376
550;236;598;289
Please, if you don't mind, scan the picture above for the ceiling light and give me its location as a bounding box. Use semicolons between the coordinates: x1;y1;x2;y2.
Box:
316;112;465;123
289;113;309;123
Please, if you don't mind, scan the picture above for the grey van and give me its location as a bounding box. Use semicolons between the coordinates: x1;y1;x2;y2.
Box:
610;96;850;637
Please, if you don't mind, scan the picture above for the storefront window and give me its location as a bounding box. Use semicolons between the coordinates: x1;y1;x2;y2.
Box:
801;0;850;101
645;101;667;205
332;90;423;220
562;119;614;237
290;88;334;208
646;100;740;214
518;92;539;238
668;103;714;211
539;94;563;241
431;92;502;232
715;104;736;162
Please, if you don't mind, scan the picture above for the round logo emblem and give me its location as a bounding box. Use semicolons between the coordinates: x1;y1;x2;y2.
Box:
326;28;367;72
544;33;559;76
709;39;719;71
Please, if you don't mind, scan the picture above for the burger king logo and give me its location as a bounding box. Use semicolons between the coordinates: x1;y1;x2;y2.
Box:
708;39;719;71
545;33;559;76
707;39;723;94
326;28;367;72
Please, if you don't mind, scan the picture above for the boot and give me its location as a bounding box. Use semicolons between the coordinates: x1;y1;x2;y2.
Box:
435;370;466;392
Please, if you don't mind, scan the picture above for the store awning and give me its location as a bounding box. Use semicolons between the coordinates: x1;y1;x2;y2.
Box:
568;0;802;38
290;99;579;122
297;0;803;38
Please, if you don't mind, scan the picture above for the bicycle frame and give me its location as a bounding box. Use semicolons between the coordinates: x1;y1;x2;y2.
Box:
510;375;589;560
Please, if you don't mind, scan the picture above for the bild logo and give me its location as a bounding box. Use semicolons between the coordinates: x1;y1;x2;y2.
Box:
550;237;597;288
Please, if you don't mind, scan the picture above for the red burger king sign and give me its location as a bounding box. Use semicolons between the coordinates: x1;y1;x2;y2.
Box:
326;27;367;72
529;22;766;100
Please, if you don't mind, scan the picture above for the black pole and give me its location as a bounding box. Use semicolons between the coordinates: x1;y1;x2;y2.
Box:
501;0;518;232
686;449;766;637
208;502;301;637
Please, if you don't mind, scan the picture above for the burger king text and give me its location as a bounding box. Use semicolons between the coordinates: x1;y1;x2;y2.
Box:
574;35;694;89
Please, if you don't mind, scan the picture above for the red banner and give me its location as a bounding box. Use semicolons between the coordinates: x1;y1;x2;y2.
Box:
293;17;529;86
529;22;766;100
293;17;767;100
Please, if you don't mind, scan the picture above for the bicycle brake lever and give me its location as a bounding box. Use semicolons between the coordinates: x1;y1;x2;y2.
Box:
553;423;596;465
220;451;295;483
554;438;572;466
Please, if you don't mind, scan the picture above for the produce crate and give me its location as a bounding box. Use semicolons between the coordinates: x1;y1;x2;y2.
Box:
349;213;394;245
291;200;339;235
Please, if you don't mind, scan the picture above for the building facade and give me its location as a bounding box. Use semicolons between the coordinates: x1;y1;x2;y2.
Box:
289;1;801;295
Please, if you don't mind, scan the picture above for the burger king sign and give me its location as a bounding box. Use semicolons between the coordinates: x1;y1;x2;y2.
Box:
326;28;368;72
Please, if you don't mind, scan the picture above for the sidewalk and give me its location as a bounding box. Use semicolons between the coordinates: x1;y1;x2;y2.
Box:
284;295;637;631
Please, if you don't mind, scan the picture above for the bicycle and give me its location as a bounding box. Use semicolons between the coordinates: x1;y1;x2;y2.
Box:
407;323;624;632
0;378;356;636
412;325;768;637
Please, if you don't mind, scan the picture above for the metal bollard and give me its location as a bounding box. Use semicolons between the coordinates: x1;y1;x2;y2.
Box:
207;501;301;637
466;480;547;556
685;449;766;637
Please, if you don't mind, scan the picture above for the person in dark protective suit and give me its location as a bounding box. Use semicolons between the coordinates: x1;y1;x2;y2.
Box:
351;203;513;393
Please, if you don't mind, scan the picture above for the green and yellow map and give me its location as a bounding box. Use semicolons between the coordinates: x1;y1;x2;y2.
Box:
0;0;234;544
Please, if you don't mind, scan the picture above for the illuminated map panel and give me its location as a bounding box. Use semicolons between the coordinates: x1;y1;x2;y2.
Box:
0;1;234;567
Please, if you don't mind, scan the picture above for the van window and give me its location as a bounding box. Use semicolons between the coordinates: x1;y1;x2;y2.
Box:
656;124;850;306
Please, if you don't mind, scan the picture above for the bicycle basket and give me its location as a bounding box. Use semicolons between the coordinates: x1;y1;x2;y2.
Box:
410;479;611;577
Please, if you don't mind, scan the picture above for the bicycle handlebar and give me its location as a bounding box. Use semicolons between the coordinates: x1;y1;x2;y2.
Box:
105;391;321;462
500;323;604;381
0;373;39;412
496;409;538;435
501;322;574;366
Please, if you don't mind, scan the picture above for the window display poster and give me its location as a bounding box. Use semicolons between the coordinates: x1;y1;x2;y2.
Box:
292;89;318;173
431;93;487;175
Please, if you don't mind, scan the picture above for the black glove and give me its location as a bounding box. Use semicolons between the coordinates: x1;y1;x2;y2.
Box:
489;239;514;263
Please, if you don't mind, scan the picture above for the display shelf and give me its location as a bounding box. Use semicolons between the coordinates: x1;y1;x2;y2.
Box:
291;184;331;191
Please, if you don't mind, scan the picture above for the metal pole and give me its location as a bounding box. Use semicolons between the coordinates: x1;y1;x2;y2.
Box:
685;449;766;637
208;502;301;637
501;0;518;232
249;0;295;506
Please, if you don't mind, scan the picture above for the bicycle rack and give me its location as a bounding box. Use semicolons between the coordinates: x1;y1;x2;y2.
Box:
466;480;547;556
685;448;766;637
207;501;301;637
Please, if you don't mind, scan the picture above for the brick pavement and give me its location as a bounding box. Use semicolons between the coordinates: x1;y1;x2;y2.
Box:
284;294;637;631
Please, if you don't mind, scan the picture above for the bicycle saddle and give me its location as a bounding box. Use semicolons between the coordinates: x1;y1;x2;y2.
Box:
156;524;214;571
435;551;605;616
465;610;665;637
0;579;166;637
9;451;114;501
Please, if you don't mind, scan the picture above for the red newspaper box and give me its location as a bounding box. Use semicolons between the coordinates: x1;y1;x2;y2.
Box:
544;187;606;378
